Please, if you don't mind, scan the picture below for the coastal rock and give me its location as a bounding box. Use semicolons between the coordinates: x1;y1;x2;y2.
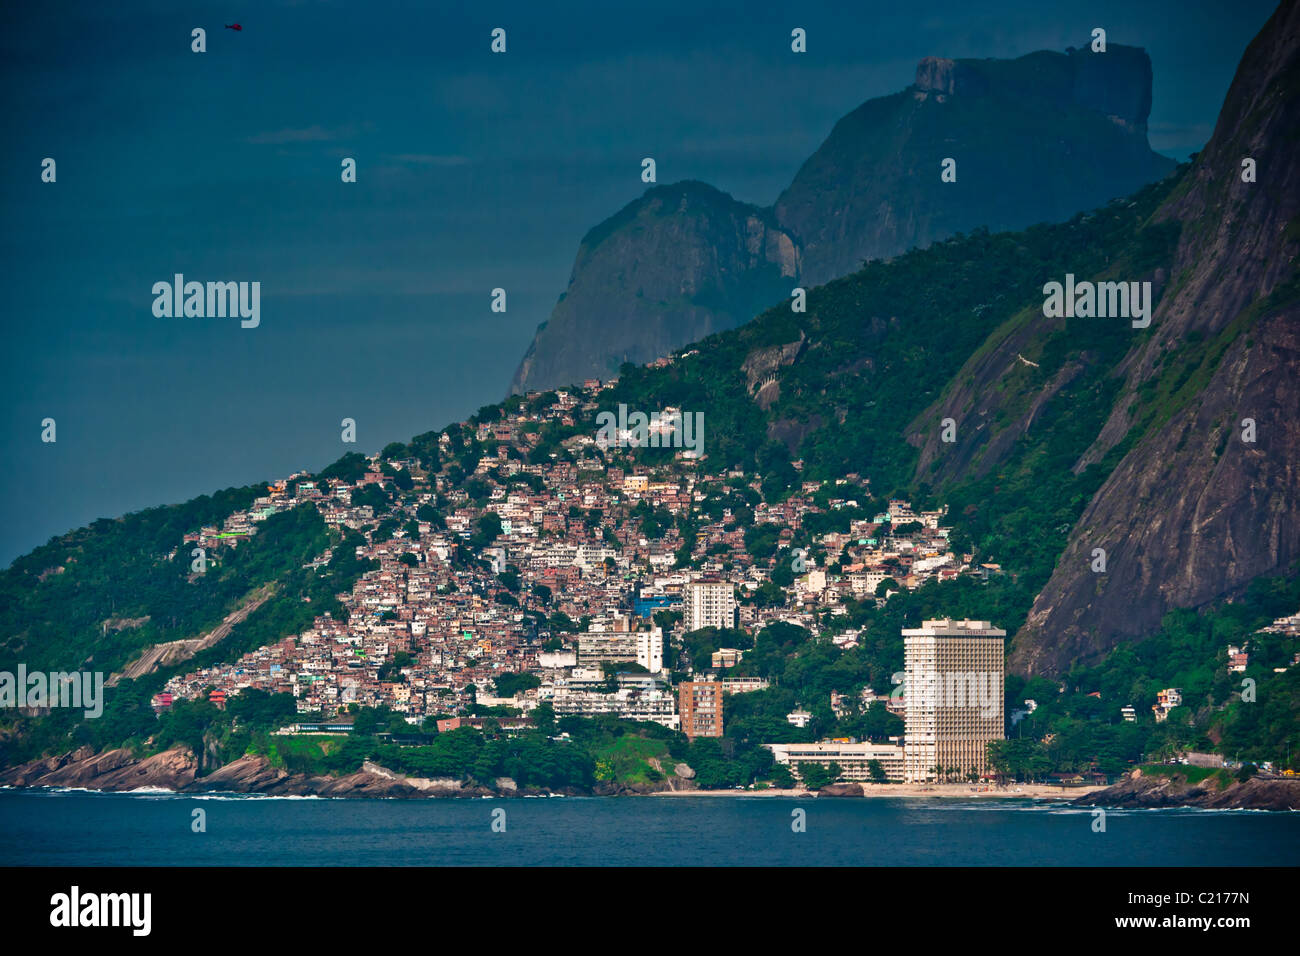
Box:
593;780;667;796
312;769;421;798
1075;769;1300;811
1;748;489;799
93;748;197;791
818;782;865;797
188;754;292;794
0;746;196;791
0;748;91;786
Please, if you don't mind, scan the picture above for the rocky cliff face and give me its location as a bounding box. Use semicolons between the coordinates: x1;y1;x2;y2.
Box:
0;746;687;797
0;746;498;798
510;43;1172;395
775;45;1173;286
508;181;798;396
0;746;198;790
1010;0;1300;675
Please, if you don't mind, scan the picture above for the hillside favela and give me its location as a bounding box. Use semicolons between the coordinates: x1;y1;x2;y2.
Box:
7;355;1299;808
2;0;1299;899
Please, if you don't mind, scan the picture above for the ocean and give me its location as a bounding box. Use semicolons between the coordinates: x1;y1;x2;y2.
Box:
2;789;1297;866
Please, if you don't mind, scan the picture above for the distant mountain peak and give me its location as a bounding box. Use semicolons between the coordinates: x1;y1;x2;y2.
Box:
509;41;1176;396
912;44;1155;135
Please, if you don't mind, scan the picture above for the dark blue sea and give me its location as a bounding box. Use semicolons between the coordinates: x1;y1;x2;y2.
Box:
2;789;1297;866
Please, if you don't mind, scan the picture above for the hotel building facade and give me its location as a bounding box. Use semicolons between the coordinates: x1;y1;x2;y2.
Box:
902;618;1006;783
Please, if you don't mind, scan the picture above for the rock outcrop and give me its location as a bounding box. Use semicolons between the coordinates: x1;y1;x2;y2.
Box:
1075;768;1300;811
817;782;865;797
509;181;798;396
2;747;535;798
109;584;276;686
775;45;1171;287
0;746;197;791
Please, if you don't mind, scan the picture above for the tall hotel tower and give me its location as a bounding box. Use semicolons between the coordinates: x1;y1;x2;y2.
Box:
902;619;1006;783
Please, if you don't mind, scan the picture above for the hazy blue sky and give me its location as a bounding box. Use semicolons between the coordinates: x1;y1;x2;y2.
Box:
0;0;1277;565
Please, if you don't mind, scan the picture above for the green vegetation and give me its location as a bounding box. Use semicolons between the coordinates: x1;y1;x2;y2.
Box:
0;529;374;769
1135;764;1227;786
798;761;843;789
4;155;1296;791
0;494;342;676
990;571;1300;779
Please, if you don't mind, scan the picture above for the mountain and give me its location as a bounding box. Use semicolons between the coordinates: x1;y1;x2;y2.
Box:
3;6;1295;779
775;45;1175;286
508;182;799;395
1007;0;1300;674
597;2;1298;677
509;43;1175;396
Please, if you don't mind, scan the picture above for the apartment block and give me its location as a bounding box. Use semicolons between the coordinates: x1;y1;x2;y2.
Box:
679;680;723;739
683;578;737;632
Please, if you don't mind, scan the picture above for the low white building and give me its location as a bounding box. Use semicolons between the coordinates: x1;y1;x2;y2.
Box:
765;740;905;783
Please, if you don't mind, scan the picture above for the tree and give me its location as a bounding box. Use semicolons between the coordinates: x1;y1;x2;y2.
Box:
867;759;889;784
547;611;575;633
533;703;556;735
770;763;796;788
493;672;541;699
351;707;382;736
744;524;782;560
472;513;503;548
799;761;842;789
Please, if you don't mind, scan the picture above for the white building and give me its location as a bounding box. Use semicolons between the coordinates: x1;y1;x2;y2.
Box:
637;627;664;674
720;677;769;695
548;675;680;730
683;578;737;631
765;740;905;783
787;709;813;729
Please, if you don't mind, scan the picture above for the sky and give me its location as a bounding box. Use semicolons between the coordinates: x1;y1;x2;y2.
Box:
0;0;1278;566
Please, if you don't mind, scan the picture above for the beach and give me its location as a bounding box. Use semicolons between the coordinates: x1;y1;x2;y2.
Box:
650;783;1109;799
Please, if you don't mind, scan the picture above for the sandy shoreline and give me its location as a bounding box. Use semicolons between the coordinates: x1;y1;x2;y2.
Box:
651;783;1107;799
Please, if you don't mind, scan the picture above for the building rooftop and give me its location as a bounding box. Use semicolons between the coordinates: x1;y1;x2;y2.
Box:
901;618;1007;637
